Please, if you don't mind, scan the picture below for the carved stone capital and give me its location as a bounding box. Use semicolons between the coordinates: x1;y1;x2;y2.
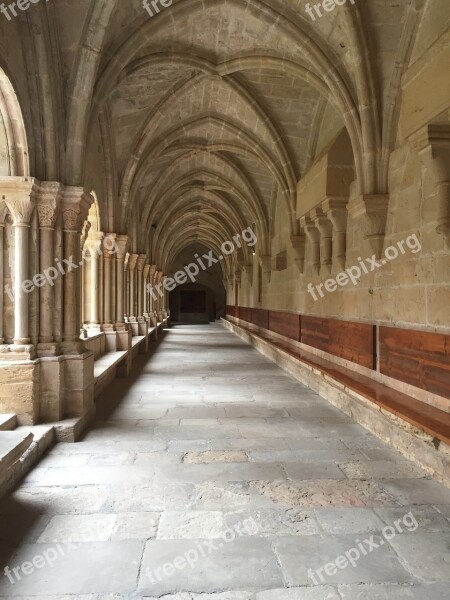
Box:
36;181;63;229
321;197;348;232
136;254;147;272
300;216;319;242
115;235;128;260
0;200;7;226
143;264;151;279
61;187;92;233
102;233;117;258
84;232;104;258
0;176;38;226
348;194;389;258
128;254;139;271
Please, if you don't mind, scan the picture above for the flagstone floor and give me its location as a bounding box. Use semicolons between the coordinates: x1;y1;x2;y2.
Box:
1;323;450;599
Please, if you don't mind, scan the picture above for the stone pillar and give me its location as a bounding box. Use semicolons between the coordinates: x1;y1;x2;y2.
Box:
60;187;92;354
124;253;129;320
0;202;7;345
115;236;128;327
36;182;62;356
314;209;333;274
149;264;158;327
143;263;151;318
59;188;94;420
85;232;104;331
2;178;37;349
102;233;116;330
128;254;138;321
136;254;147;320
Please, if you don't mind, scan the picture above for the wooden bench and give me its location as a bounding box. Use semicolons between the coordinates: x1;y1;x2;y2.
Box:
229;320;450;446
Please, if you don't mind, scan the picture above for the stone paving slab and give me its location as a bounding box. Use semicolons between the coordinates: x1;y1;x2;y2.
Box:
0;541;143;595
273;534;413;586
387;531;450;580
138;538;284;595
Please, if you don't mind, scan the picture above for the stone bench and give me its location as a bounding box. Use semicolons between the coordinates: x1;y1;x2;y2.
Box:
94;350;129;398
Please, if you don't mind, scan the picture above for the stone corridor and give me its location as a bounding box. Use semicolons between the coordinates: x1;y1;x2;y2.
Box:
0;324;449;599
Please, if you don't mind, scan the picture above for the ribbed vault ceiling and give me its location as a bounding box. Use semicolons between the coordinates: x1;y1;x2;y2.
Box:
52;0;423;273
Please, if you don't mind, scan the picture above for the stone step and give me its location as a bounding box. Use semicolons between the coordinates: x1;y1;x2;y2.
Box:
0;413;17;431
0;425;54;499
0;431;34;481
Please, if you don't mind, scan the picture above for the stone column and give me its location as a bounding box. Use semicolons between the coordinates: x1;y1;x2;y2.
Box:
136;254;147;320
60;187;92;354
128;254;138;321
2;178;37;349
85;232;104;331
115;236;128;327
36;182;62;356
149;264;158;326
143;263;151;318
314;209;333;274
102;233;116;330
0;202;7;345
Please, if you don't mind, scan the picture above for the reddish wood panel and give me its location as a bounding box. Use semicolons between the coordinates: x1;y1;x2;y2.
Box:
238;307;252;323
301;316;375;369
252;309;269;330
268;311;301;341
234;321;450;445
380;327;450;399
226;305;237;318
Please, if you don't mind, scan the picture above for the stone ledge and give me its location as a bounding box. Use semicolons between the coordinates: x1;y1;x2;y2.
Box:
0;426;53;500
0;413;17;431
223;318;450;488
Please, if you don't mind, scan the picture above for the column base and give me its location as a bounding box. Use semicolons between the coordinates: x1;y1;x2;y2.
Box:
5;344;36;360
60;339;88;356
37;343;60;358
